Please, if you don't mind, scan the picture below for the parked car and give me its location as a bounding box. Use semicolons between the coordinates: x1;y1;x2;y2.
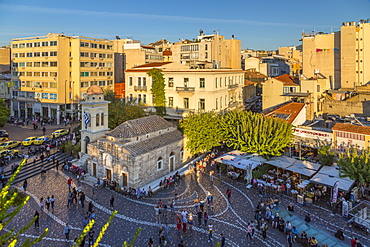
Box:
0;137;8;142
33;136;52;145
0;141;21;150
0;149;21;159
52;129;69;138
22;137;38;146
0;130;9;138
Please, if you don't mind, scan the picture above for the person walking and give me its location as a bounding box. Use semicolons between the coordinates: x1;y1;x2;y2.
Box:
204;212;209;227
220;233;226;247
39;198;44;211
261;221;268;239
246;223;253;240
23;179;28;192
40;165;46;176
50;195;55;210
88;229;94;246
67;178;72;191
80;191;86;209
42;127;46;135
182;213;188;233
56;159;59;170
207;222;213;242
163;223;170;243
88;201;93;213
197;210;203;227
109;195;114;210
45;196;51;211
226;188;232;202
67;191;73;208
64;223;71;242
34;210;40;228
148;238;154;247
287;231;294;247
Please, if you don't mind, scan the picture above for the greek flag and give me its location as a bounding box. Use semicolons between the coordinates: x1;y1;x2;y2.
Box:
84;112;90;128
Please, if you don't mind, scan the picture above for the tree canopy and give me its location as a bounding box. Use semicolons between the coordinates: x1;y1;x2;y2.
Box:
104;90;146;129
0;99;10;127
147;68;166;116
337;147;370;185
317;145;336;166
181;110;294;157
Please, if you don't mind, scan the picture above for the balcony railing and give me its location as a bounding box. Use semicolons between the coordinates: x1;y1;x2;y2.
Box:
176;87;195;92
134;85;147;91
228;84;239;90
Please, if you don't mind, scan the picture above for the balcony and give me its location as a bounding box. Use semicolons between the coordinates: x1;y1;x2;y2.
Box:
228;101;239;108
176;87;195;93
134;85;147;91
228;84;239;90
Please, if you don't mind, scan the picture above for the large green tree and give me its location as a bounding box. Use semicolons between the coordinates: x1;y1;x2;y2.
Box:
104;90;146;129
0;99;10;127
147;68;166;116
337;147;370;185
218;110;293;158
317;145;336;166
180;111;220;155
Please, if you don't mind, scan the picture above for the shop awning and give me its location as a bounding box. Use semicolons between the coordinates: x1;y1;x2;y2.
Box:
265;159;293;169
291;160;321;171
214;151;266;170
284;165;317;177
310;165;355;192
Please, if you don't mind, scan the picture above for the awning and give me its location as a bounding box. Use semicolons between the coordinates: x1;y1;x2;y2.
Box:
290;160;321;171
265;159;293;169
214;151;266;170
310;165;355;192
285;166;317;177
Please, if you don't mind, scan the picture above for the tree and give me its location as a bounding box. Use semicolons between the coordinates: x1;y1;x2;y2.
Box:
104;90;146;129
337;147;370;185
0;99;10;127
147;69;166;116
218;110;293;158
317;145;336;166
180;111;220;155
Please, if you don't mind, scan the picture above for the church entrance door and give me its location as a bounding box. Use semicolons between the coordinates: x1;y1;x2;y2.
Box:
106;168;112;181
93;163;97;177
169;154;175;172
122;173;128;187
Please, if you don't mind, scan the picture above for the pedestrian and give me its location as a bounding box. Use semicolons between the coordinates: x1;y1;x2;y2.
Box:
39;198;44;211
176;215;182;236
178;240;185;247
261;221;268;239
50;195;55;210
82;217;89;228
155;205;160;223
207;222;213;242
246;223;253;240
182;213;188;233
88;201;93;213
89;211;96;220
40;153;45;163
301;231;309;247
40;165;46;176
220;233;226;247
305;213;311;223
56;159;59;170
351;237;357;247
42;127;46;135
163;223;170;242
200;199;205;212
204;211;209;227
64;223;71;241
72;188;78;204
80;191;85;208
148;237;154;247
226;188;231;201
158;226;164;245
197;210;203;226
34;210;40;228
287;231;294;247
109;195;114;209
67;178;72;191
88;229;94;246
23;179;28;192
67;191;73;208
45;196;51;211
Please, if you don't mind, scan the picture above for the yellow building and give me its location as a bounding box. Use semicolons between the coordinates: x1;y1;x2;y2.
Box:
10;33;114;123
0;46;11;73
125;62;244;119
341;20;370;88
302;32;341;89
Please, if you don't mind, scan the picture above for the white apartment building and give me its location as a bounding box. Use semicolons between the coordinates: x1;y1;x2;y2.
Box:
125;62;244;118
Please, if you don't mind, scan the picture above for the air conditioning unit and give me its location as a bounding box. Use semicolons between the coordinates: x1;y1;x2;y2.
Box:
69;57;73;60
108;68;111;70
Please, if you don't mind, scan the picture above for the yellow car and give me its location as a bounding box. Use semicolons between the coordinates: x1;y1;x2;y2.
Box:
0;137;8;142
0;141;21;150
22;137;38;146
0;149;21;159
33;136;52;145
52;129;69;138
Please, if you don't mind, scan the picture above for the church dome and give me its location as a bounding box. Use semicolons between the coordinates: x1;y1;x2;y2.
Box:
86;85;104;95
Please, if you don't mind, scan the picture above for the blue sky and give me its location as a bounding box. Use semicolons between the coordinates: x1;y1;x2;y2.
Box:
0;0;369;50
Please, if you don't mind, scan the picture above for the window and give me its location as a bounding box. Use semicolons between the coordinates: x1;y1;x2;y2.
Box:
90;62;97;67
26;72;32;76
143;94;147;104
107;54;113;58
42;52;48;57
42;41;49;46
99;81;105;86
99;44;106;49
107;80;113;85
91;43;97;48
216;98;218;110
101;113;104;126
96;113;100;126
199;78;205;88
220;97;223;108
80;42;88;47
50;41;57;46
34;62;40;67
19;53;25;57
41;82;48;88
12;44;18;48
81;81;89;88
50;51;57;56
19;43;25;48
129;94;133;101
41;72;48;77
107;71;113;76
90;72;97;76
129;77;133;86
106;62;113;67
50;82;57;88
138;77;142;86
26;62;32;67
26;52;33;57
168;97;174;107
215;78;218;88
184;98;189;109
13;53;18;58
50;72;57;77
42;62;48;67
81;72;89;77
168;78;174;87
34;52;40;57
99;53;106;58
184;78;189;87
205;44;208;51
99;62;105;67
34;72;40;76
50;61;57;67
157;158;163;170
80;52;89;57
19;62;26;67
143;77;147;86
33;42;40;47
199;99;205;110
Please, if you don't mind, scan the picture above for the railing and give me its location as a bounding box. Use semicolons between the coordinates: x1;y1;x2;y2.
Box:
176;87;195;92
134;85;147;91
228;84;239;90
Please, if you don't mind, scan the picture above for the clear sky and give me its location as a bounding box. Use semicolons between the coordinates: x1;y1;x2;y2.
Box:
0;0;369;50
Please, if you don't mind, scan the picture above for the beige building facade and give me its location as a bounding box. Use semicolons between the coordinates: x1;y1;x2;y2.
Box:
10;33;114;122
125;62;244;118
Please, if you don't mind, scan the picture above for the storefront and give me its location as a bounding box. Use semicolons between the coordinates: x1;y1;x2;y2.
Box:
332;123;370;151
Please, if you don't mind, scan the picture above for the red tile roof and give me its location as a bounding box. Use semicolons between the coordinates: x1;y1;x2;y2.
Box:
244;79;257;86
132;62;172;68
332;123;370;135
141;45;155;49
163;49;172;56
275;74;299;86
264;102;305;124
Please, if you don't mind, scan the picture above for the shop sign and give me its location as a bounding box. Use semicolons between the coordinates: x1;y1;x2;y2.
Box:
297;195;304;205
293;128;332;141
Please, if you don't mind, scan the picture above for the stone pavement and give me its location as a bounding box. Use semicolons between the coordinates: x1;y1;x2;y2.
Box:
6;164;369;247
